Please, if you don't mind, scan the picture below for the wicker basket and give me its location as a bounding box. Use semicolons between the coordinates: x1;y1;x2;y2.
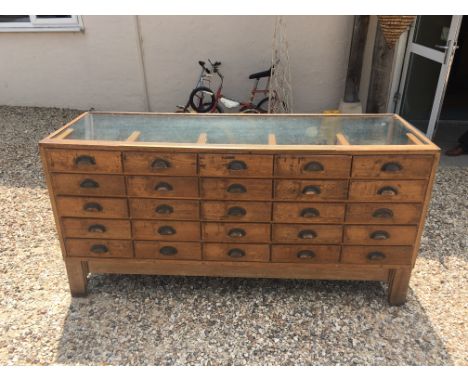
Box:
378;16;416;48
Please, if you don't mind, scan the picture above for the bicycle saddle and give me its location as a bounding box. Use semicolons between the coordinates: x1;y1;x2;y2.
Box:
249;68;271;79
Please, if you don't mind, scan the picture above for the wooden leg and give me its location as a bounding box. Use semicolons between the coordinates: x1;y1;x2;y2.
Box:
388;268;411;306
65;260;89;297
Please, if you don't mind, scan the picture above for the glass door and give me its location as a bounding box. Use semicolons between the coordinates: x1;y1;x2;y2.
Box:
397;16;463;139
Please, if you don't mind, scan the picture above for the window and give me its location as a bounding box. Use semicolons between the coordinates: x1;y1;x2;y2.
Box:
0;15;83;32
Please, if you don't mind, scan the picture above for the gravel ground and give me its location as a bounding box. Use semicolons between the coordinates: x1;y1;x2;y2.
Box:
0;105;466;365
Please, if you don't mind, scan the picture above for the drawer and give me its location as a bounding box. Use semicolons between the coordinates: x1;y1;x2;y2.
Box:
349;180;427;202
271;245;340;263
273;202;345;223
56;196;128;218
201;201;271;222
132;220;200;241
275;155;351;178
202;222;270;243
52;174;125;196
272;224;342;244
65;239;133;258
123;152;197;175
134;241;202;260
129;199;199;220
341;246;413;265
46;149;122;173
62;218;131;239
344;225;418;245
199;154;273;177
127;176;199;198
201;178;272;200
274;180;348;201
352;155;433;179
345;203;422;224
203;243;269;262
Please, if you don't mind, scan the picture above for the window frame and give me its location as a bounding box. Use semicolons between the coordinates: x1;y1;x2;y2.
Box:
0;15;83;32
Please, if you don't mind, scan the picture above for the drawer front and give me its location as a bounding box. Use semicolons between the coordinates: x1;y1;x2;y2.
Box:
271;245;340;263
135;241;202;260
274;180;348;201
132;220;200;241
52;174;126;196
65;239;133;258
123;152;197;176
201;178;272;200
273;202;345;223
344;225;418;245
56;196;128;218
345;203;422;224
62;218;131;239
203;243;270;262
275;155;351;178
349;180;427;202
127;176;199;198
47;149;122;173
272;224;342;244
202;222;270;243
129;199;199;220
201;201;272;222
341;246;413;265
352;155;433;179
199;154;273;177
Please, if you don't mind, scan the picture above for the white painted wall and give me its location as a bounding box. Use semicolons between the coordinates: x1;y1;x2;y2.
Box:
0;15;353;112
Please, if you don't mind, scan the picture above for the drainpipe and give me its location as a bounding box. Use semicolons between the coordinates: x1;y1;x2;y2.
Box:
134;15;151;112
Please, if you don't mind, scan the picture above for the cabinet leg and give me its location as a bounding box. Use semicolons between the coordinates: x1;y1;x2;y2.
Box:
388;268;411;306
65;260;89;297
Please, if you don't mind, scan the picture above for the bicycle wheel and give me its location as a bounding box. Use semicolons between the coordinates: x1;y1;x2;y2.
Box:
255;97;271;113
189;86;216;113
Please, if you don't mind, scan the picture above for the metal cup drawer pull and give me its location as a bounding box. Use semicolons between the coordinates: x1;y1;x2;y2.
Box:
372;208;394;219
303;161;324;172
152;158;171;169
88;224;106;233
80;178;99;188
159;246;178;256
302;185;321;195
90;244;108;254
75;155;96;166
154;182;173;192
227;160;247;171
297;250;315;259
370;231;390;240
367;252;386;261
228;228;246;238
83;202;102;212
298;230;317;239
381;162;403;172
155;204;174;215
377;186;398;196
157;226;176;235
228;248;245;258
227;184;247;193
227;206;246;217
300;207;320;218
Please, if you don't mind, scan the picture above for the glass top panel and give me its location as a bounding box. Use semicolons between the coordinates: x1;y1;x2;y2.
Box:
61;113;426;146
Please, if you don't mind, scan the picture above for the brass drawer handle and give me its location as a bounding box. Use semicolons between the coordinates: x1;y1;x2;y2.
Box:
298;230;317;239
155;204;174;215
157;226;176;235
300;208;320;218
88;224;106;233
377;186;398;196
154;182;173;192
83;202;102;212
227;206;246;217
381;162;402;172
302;185;321;195
228;248;245;258
152;158;171;169
159;246;178;256
297;250;315;259
227;160;247;171
227;184;246;193
372;208;393;219
370;231;390;240
367;252;386;261
228;228;246;238
80;178;99;188
90;244;108;254
303;161;324;172
75;155;96;166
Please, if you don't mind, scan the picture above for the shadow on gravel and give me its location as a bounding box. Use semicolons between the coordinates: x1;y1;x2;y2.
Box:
55;275;452;365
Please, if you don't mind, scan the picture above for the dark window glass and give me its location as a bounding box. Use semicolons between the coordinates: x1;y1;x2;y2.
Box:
0;15;30;22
